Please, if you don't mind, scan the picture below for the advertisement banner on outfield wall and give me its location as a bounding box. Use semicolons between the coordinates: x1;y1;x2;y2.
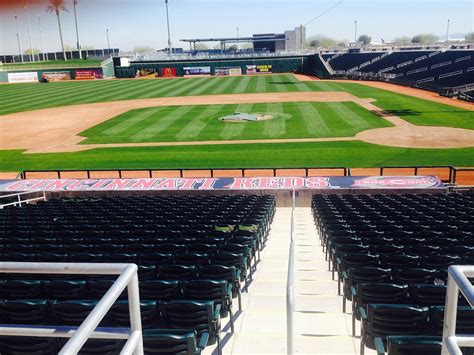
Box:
0;176;444;192
42;71;71;81
215;67;242;76
161;67;177;77
246;64;273;74
75;69;103;80
7;71;38;83
183;66;211;76
135;68;158;78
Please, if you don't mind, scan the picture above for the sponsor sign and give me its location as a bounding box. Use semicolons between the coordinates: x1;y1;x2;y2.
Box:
0;176;444;192
183;66;211;76
75;69;103;80
7;71;38;83
215;67;242;76
161;67;177;77
42;71;71;81
246;64;273;74
135;68;158;78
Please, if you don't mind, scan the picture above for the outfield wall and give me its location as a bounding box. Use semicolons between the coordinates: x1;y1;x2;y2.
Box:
115;55;310;78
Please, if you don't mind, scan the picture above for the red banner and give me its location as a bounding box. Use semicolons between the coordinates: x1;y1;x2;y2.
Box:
161;67;177;77
0;176;444;192
75;70;103;80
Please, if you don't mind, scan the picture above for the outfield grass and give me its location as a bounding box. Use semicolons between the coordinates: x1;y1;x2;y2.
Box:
80;102;391;144
1;143;474;172
1;74;471;131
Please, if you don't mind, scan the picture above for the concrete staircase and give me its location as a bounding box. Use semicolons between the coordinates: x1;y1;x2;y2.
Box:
205;205;377;354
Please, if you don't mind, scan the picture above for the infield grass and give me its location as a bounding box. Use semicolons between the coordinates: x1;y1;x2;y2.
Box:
80;102;392;144
1;142;474;172
1;74;472;131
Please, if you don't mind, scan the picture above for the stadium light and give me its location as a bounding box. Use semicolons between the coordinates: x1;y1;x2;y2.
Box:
38;15;45;61
73;0;82;59
24;1;35;62
106;28;111;53
14;15;24;63
165;0;172;55
446;19;450;45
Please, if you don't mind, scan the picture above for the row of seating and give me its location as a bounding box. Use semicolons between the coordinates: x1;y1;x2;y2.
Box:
0;195;276;354
312;193;474;354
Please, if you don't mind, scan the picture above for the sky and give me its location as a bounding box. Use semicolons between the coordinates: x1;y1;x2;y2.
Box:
0;0;473;55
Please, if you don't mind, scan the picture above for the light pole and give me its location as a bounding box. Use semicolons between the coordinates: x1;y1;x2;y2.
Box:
15;15;24;63
354;20;358;43
236;26;240;51
73;0;82;59
446;19;450;45
25;1;35;62
38;15;45;61
106;28;111;54
165;0;172;55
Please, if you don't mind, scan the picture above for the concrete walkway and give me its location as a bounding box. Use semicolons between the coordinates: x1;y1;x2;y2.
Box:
205;206;377;355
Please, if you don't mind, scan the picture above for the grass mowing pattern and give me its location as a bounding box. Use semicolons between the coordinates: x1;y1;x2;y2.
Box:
80;102;391;144
0;74;471;131
1;143;473;171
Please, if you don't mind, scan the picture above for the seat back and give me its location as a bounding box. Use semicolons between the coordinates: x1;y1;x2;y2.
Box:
142;329;202;355
386;335;442;355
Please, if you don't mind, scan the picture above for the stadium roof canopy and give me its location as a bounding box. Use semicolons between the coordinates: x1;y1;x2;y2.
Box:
180;34;285;45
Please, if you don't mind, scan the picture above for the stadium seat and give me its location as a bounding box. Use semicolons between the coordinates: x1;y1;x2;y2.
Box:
374;335;442;355
142;329;208;355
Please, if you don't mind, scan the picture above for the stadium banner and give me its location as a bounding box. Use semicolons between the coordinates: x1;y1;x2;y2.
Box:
215;67;242;76
75;69;103;80
7;71;38;83
246;64;273;74
183;66;211;76
0;176;444;192
134;68;158;78
42;71;71;81
161;67;177;77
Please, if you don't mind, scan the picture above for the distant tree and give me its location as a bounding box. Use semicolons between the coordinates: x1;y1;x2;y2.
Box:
46;0;68;61
411;33;438;44
81;45;95;50
226;44;238;52
465;32;474;42
392;36;412;45
64;44;75;51
24;48;40;55
336;40;348;48
194;43;209;50
133;46;154;53
308;35;337;49
357;34;372;45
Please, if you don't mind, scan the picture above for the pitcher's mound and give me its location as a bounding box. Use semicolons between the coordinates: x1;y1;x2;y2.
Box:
219;112;274;122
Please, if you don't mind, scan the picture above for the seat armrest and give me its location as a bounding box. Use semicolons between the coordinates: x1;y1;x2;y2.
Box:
342;271;349;280
213;304;222;319
350;286;357;296
198;332;210;349
374;337;385;355
359;306;367;319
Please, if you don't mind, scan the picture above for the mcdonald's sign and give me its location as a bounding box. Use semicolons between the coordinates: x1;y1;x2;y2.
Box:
161;67;177;77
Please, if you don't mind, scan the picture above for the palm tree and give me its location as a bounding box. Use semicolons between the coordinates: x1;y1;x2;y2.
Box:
46;0;68;61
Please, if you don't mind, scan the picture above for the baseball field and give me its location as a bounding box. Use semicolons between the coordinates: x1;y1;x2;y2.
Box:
1;73;473;172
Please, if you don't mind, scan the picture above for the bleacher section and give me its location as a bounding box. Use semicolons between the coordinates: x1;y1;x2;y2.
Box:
321;49;474;91
328;52;384;72
0;195;275;354
312;193;474;354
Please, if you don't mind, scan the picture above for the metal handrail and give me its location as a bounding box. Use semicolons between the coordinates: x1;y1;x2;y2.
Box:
0;262;143;355
286;189;296;354
0;191;46;209
441;265;474;355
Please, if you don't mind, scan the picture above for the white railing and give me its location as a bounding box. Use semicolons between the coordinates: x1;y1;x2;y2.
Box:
0;191;46;209
441;265;474;355
286;189;296;355
0;262;143;355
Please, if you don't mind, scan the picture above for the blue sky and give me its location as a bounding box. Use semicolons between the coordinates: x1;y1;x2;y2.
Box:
0;0;472;54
